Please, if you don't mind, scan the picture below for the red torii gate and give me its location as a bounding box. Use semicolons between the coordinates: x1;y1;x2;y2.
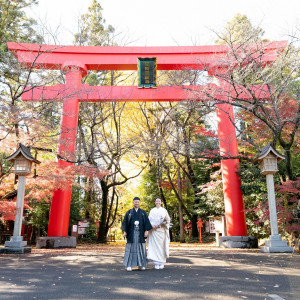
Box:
7;41;286;240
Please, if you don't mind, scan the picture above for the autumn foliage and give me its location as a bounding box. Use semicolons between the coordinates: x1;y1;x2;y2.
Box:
0;158;109;222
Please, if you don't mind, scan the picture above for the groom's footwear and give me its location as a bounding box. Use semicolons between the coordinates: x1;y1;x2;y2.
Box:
126;267;132;271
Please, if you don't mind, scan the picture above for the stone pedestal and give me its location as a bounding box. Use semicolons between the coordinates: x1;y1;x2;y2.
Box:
36;236;76;249
0;246;31;254
0;236;32;254
260;235;293;253
219;236;258;248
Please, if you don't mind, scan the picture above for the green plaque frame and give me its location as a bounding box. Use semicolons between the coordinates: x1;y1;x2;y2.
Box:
137;57;157;88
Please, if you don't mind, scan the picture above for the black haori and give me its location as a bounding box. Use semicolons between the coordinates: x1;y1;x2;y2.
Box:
121;208;152;243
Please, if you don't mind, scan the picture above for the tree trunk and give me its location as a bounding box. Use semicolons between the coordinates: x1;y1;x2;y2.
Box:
85;177;92;219
157;158;168;210
177;162;185;242
108;192;119;229
157;159;173;241
182;127;199;238
105;186;116;233
191;214;198;239
284;148;294;181
98;180;109;243
178;201;185;243
30;227;37;245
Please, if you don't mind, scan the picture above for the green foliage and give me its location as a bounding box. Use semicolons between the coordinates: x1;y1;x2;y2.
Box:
69;184;84;233
202;182;224;216
140;164;161;212
0;151;12;174
193;161;224;218
240;162;270;238
240;162;267;196
185;236;199;243
82;223;98;242
26;199;50;237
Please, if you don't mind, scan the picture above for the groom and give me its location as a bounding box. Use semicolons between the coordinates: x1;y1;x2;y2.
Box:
121;196;152;271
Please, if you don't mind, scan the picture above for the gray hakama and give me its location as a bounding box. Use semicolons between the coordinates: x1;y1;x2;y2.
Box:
123;228;147;267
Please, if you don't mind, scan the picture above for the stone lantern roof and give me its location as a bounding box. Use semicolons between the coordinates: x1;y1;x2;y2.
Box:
6;143;41;164
257;143;285;161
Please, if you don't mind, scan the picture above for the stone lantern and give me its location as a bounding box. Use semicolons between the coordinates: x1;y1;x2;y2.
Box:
257;143;293;253
3;143;40;254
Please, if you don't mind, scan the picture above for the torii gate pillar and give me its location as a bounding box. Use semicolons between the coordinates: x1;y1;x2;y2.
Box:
47;63;87;237
215;79;258;248
216;102;247;236
216;78;247;237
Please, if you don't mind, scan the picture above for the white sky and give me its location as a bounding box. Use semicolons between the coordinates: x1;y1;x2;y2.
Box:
27;0;300;46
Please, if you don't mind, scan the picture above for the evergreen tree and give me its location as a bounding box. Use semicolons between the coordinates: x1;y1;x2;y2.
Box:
215;13;266;45
0;0;40;52
74;0;114;47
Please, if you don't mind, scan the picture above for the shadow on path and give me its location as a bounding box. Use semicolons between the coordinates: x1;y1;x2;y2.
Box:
0;246;299;300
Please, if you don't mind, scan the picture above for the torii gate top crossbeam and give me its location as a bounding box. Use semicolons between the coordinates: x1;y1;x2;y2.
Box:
7;41;287;71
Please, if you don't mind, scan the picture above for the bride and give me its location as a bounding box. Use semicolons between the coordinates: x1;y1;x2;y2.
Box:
147;197;171;269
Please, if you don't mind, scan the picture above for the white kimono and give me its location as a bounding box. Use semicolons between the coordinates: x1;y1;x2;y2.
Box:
147;207;171;264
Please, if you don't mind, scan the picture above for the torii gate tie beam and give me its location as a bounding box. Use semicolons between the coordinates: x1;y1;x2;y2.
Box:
7;41;286;238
